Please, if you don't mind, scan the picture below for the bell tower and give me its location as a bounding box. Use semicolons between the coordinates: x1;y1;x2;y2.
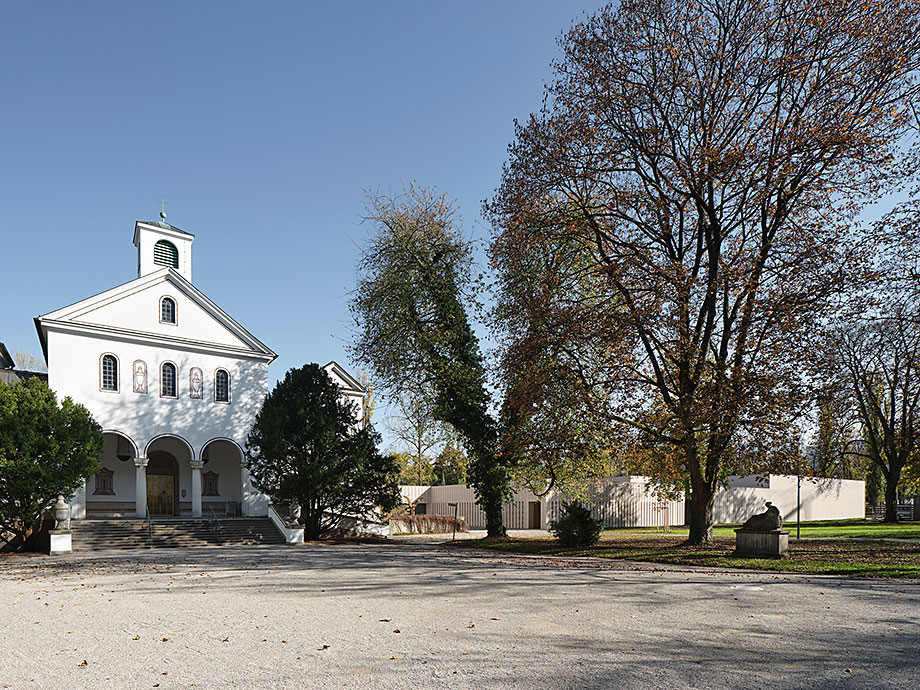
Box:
132;213;194;282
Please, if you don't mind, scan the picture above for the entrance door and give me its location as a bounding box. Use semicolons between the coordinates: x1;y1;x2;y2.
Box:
528;501;541;529
147;474;176;516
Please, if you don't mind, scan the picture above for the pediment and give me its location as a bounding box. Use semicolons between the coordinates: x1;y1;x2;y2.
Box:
38;269;275;360
323;361;366;394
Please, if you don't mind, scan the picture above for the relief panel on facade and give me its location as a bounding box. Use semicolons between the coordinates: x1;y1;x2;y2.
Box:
133;360;147;394
190;367;203;399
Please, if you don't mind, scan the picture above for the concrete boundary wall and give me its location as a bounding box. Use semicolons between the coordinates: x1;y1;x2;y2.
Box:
400;475;865;530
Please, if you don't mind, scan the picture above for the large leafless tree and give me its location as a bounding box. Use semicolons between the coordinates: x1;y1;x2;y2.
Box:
488;0;920;542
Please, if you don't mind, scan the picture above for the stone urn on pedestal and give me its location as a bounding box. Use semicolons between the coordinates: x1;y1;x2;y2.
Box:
49;495;73;555
734;502;789;558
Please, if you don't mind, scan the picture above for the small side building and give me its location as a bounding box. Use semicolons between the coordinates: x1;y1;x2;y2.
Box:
402;474;866;530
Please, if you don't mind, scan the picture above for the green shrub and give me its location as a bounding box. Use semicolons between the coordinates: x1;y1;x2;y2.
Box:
549;501;603;547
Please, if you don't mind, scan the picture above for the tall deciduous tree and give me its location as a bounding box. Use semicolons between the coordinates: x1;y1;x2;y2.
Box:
351;185;511;537
488;0;920;543
834;306;920;522
245;364;400;540
10;348;47;374
0;377;102;547
387;389;449;484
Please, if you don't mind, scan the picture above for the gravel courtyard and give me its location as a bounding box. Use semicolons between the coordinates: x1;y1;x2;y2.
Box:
2;542;918;689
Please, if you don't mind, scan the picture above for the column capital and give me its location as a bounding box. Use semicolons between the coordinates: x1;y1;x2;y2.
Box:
133;456;148;468
190;460;205;470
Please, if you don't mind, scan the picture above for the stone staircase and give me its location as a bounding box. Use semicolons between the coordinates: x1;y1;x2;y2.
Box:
71;517;286;550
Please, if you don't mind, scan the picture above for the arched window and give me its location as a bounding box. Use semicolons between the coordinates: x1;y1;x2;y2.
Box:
153;240;179;269
160;296;177;324
101;354;118;391
215;369;230;403
161;362;177;398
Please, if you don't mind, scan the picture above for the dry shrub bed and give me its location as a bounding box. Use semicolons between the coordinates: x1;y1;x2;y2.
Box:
391;514;467;534
465;533;920;579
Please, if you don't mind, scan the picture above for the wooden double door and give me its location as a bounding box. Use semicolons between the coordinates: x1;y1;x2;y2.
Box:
147;451;179;516
147;474;176;516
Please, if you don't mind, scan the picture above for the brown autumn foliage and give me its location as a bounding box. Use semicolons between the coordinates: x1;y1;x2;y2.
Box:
390;513;468;534
487;0;920;543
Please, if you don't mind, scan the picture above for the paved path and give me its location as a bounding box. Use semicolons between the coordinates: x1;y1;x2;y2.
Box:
1;543;918;689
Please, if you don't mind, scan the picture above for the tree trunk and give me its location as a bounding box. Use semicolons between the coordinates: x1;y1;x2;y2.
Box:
301;504;323;540
484;493;506;538
468;449;507;537
478;480;506;538
686;486;715;545
883;479;900;523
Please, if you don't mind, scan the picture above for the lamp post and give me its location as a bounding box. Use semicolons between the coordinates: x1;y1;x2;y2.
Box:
449;502;458;542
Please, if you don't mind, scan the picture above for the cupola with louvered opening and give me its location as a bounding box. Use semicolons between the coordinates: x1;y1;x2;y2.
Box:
133;219;194;281
153;240;179;269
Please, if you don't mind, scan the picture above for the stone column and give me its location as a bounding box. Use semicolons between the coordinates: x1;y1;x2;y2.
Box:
134;457;148;519
240;460;251;517
190;460;204;518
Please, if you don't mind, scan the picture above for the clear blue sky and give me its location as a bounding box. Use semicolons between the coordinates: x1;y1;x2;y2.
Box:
0;1;605;438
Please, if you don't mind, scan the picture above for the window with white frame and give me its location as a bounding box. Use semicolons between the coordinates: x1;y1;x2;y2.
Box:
161;362;177;397
101;354;118;391
160;296;177;324
215;369;230;403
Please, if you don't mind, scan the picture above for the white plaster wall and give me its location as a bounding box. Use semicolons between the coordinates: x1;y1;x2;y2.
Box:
47;328;267;461
203;441;242;503
713;475;865;523
90;434;137;502
324;366;366;421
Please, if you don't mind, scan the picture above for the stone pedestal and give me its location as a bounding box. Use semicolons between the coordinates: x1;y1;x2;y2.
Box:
49;530;72;554
735;529;789;558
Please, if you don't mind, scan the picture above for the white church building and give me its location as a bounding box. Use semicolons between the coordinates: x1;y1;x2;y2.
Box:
35;216;364;524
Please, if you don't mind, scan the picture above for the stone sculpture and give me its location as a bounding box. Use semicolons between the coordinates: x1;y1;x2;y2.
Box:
53;495;71;531
738;501;782;531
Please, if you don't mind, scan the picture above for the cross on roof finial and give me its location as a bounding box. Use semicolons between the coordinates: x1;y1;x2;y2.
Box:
159;196;168;222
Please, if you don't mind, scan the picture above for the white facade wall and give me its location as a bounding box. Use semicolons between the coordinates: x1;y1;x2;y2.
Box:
47;328;267;457
402;475;865;530
48;326;269;518
713;475;865;523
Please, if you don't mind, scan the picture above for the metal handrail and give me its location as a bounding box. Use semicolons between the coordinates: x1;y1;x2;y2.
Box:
145;500;153;548
207;504;226;541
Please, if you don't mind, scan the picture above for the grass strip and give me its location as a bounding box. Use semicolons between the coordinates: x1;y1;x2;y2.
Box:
455;530;920;579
